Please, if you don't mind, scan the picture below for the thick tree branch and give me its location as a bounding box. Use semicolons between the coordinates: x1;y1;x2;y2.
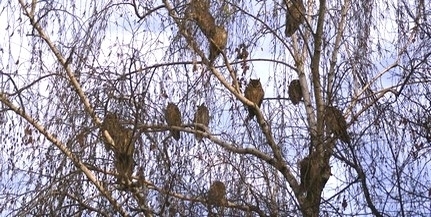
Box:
309;0;327;152
162;0;295;190
327;0;351;102
0;93;129;216
16;1;132;216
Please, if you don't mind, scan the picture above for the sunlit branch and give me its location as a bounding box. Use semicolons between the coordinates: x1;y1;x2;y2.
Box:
327;0;351;102
309;0;327;152
16;1;130;216
347;61;399;120
137;175;268;216
0;92;128;216
162;0;301;197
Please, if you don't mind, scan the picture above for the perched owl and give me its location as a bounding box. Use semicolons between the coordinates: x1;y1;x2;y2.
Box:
288;79;303;105
299;154;331;192
114;148;134;185
194;103;210;141
284;0;305;37
208;181;226;206
190;0;210;12
189;0;214;38
115;128;134;153
197;13;216;38
324;106;350;144
165;103;182;141
101;113;135;184
208;26;228;63
101;113;120;151
101;113;132;152
192;0;216;38
299;155;311;191
244;79;265;119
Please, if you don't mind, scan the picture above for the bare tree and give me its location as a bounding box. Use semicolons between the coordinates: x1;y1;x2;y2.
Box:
1;0;430;216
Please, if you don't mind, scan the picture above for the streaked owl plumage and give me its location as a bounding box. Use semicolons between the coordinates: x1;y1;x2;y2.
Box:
189;0;214;38
288;79;303;105
208;181;226;206
194;103;210;141
209;26;228;63
165;103;182;141
285;0;305;37
101;113;133;152
244;79;265;119
324;106;350;144
101;113;135;184
188;0;227;63
114;147;134;184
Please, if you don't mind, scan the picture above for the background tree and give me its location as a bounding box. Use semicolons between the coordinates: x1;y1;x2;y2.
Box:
0;0;430;216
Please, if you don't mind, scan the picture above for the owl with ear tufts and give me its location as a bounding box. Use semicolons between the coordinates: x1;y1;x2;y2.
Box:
288;79;303;105
284;0;306;37
324;105;350;144
165;103;182;141
194;103;210;141
244;79;265;119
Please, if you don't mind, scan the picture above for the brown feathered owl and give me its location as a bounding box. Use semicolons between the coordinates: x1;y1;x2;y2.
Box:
208;26;228;63
115;128;134;153
284;0;305;37
188;0;215;39
190;0;210;13
244;79;265;119
197;13;216;38
101;113;133;152
101;113;135;184
299;154;331;193
114;144;134;185
165;103;182;141
208;181;226;206
194;103;210;141
101;113;120;151
324;106;350;144
299;155;311;191
288;79;303;105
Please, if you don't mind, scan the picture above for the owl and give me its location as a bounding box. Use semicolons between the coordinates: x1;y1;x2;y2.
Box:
114;148;134;185
197;13;216;38
299;154;331;193
208;181;226;206
190;0;210;12
324;106;350;144
194;103;210;141
244;79;265;119
288;79;303;105
101;113;132;152
299;155;311;192
208;26;228;63
116;128;134;153
284;0;305;37
101;113;135;184
165;103;182;141
101;113;119;151
188;0;215;39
